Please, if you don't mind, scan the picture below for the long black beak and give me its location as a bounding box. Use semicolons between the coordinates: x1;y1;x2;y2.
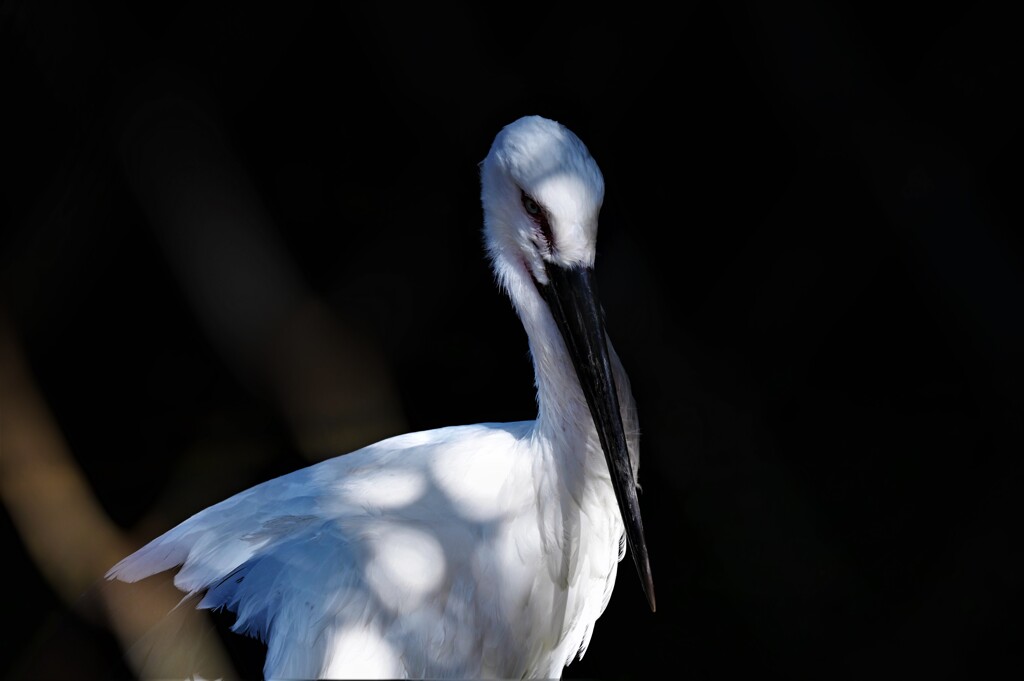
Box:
538;264;656;612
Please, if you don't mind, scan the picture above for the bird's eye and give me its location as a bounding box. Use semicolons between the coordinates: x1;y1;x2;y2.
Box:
521;193;542;217
520;190;554;250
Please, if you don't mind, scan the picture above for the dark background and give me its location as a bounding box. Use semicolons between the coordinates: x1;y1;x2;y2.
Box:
2;2;1022;679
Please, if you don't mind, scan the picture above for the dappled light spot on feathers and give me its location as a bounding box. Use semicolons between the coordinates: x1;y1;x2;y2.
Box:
365;524;446;610
428;428;520;522
345;468;428;510
324;624;403;679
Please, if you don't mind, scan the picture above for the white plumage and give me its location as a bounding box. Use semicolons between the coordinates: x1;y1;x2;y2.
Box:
107;115;654;680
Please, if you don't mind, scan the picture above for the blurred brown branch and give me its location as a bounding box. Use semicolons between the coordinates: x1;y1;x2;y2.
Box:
0;308;238;678
118;80;406;461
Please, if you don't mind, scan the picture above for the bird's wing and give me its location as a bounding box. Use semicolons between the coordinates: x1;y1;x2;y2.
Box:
106;422;538;678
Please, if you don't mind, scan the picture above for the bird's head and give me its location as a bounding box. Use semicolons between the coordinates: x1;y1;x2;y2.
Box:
481;115;605;291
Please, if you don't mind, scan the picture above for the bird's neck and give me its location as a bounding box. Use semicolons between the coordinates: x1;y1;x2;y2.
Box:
528;319;596;461
506;268;639;514
523;300;637;492
514;282;637;656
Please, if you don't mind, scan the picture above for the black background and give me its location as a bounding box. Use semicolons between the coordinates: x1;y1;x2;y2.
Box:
3;2;1022;679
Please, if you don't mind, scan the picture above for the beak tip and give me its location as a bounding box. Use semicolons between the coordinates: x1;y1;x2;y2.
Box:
642;561;656;612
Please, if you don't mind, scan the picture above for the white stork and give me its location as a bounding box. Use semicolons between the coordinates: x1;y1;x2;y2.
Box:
107;115;655;679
